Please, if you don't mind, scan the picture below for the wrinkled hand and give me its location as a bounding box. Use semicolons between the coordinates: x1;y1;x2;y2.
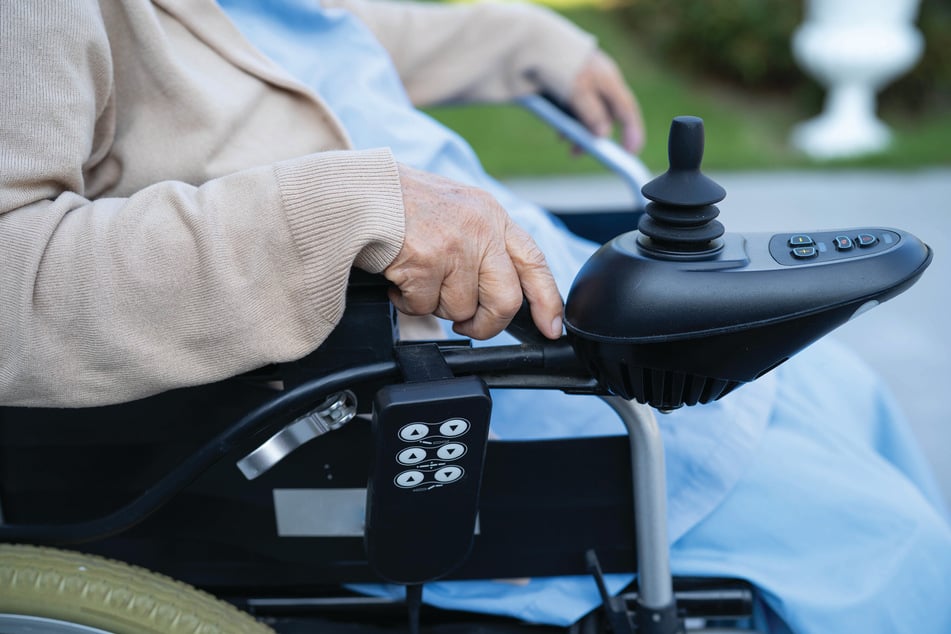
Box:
568;49;645;154
385;164;563;341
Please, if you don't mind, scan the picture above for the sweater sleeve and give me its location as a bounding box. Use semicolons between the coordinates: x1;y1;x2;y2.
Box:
0;3;405;407
321;0;597;107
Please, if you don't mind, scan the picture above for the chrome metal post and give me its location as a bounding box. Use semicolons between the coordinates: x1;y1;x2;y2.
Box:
601;396;675;616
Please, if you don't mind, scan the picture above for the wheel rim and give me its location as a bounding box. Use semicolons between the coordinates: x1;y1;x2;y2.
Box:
0;614;116;634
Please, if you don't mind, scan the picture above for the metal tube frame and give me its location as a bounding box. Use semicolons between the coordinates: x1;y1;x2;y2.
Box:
518;95;652;209
602;396;679;633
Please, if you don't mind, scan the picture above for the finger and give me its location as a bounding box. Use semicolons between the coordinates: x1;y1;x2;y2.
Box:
621;103;645;155
572;89;613;139
452;250;523;340
385;267;442;316
602;79;645;154
504;222;563;339
433;265;480;324
587;54;644;154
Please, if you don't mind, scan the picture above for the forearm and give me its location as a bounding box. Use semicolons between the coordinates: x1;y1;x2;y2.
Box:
324;0;597;106
0;149;404;407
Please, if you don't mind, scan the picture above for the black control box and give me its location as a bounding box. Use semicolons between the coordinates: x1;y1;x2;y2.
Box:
365;375;491;584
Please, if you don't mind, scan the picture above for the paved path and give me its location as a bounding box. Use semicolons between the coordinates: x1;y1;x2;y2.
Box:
506;169;951;509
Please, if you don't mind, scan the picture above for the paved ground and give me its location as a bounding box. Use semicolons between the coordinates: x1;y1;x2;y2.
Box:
505;169;951;510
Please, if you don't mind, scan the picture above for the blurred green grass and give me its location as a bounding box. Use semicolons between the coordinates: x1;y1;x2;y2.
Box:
424;6;951;176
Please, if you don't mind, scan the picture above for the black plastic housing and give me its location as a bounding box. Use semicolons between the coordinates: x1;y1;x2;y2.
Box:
565;228;932;409
366;376;492;584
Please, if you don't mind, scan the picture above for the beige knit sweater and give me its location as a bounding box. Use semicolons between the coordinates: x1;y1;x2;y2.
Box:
0;0;595;407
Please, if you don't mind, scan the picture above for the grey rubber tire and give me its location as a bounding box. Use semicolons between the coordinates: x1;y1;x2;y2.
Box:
0;544;274;633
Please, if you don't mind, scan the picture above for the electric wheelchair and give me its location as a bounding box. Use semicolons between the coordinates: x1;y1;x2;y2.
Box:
0;99;933;634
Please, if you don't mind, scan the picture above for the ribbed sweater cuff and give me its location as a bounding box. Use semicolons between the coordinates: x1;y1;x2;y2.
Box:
528;10;598;102
274;147;404;313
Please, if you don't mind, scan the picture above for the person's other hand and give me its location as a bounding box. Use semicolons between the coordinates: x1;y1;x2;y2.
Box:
385;164;563;341
568;49;645;154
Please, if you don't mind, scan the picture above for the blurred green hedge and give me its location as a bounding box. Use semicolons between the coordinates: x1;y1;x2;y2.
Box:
618;0;951;115
887;0;951;112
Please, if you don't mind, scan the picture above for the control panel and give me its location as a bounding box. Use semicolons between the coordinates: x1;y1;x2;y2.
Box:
564;116;933;409
770;229;901;266
365;375;491;584
392;418;471;491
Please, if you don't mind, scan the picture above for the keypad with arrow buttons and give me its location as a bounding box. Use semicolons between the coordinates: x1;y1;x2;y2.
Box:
392;420;471;490
365;376;491;583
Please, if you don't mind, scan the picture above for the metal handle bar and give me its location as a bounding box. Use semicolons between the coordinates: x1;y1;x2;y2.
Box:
518;95;651;209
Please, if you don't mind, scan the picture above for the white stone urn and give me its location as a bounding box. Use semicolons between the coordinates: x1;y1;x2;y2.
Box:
790;0;923;159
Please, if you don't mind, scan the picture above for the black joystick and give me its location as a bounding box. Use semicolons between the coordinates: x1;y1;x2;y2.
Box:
563;115;932;409
637;116;725;258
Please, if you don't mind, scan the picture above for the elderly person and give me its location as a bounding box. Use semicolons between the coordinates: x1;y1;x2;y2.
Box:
1;2;948;632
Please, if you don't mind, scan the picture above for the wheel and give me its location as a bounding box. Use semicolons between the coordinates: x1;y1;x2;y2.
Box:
0;544;273;633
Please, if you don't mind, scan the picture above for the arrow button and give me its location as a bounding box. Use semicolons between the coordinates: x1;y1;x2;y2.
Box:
397;448;428;465
399;423;430;442
439;418;469;437
395;470;425;488
434;466;464;483
436;443;467;461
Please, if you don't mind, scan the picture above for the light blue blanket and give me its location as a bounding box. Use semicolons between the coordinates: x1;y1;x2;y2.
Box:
218;1;951;630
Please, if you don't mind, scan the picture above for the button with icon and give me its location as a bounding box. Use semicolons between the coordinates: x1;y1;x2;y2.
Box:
788;235;814;247
833;236;853;251
791;246;818;259
394;470;425;488
439;418;469;437
399;423;430;442
436;443;466;460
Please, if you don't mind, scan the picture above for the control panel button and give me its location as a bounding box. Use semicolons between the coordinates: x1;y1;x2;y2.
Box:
436;442;467;460
833;236;853;251
399;423;430;442
434;466;464;483
791;246;818;259
788;235;814;247
439;418;469;437
395;470;425;488
397;447;428;465
770;229;900;266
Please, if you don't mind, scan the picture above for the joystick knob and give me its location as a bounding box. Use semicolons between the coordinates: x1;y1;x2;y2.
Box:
637;117;726;258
